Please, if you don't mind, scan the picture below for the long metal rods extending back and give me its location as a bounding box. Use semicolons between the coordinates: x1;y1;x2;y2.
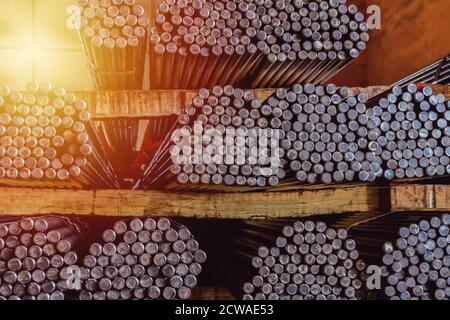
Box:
70;0;149;89
394;55;450;89
150;0;369;89
79;218;207;300
0;217;81;300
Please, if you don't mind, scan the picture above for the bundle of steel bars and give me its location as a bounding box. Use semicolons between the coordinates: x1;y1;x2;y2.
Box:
149;0;261;89
246;0;369;88
139;86;286;188
277;83;382;184
226;218;368;300
0;217;81;300
368;84;450;180
382;214;450;300
78;217;206;300
149;0;369;89
348;212;450;300
0;82;92;183
70;0;149;90
140;82;449;190
0;82;120;189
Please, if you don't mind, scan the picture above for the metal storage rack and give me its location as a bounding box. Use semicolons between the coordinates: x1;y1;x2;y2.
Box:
1;85;448;219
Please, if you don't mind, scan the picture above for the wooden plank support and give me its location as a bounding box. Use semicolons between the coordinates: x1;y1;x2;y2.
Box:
0;186;380;219
191;287;235;300
391;184;450;212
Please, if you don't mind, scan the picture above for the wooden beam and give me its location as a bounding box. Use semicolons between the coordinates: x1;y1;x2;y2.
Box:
79;86;392;119
0;186;379;219
391;184;450;211
191;287;235;300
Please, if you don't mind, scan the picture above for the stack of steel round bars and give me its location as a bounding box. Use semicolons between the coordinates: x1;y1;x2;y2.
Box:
347;213;450;300
230;219;368;300
69;0;149;89
150;0;262;89
149;0;370;89
0;217;81;300
139;85;286;189
367;84;450;180
0;82;119;188
274;83;382;184
140;82;450;190
380;214;450;300
78;218;207;300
